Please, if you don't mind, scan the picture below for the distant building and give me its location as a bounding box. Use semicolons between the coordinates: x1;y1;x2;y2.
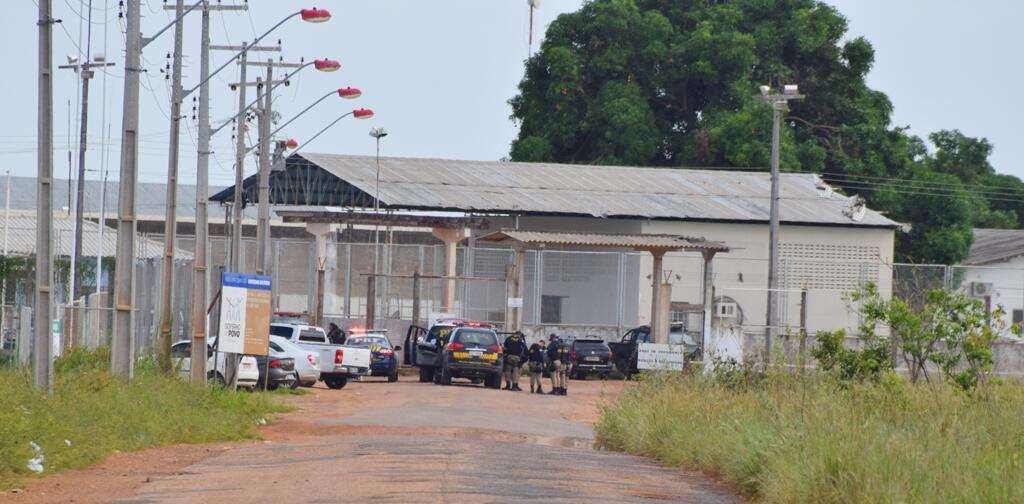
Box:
961;228;1024;331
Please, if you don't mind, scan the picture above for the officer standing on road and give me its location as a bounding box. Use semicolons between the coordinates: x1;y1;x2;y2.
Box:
502;331;528;391
527;338;546;394
547;333;569;395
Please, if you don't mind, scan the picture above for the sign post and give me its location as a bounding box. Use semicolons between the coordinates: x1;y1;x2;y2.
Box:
637;343;687;372
218;273;271;388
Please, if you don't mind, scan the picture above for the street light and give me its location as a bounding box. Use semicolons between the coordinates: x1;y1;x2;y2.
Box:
246;89;369;153
756;83;805;363
369;127;389;302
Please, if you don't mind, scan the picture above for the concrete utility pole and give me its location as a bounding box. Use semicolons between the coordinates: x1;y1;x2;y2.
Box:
256;60;274;276
111;0;141;377
757;84;804;362
156;0;186;375
231;48;248;274
191;1;212;386
36;0;55;392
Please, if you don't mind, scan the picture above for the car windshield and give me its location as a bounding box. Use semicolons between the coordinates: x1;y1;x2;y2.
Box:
347;336;390;348
453;329;498;348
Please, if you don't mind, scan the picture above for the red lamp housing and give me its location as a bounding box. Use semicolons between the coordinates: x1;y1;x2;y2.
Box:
337;87;362;99
352;108;374;119
286;138;299;149
300;8;332;23
314;59;341;72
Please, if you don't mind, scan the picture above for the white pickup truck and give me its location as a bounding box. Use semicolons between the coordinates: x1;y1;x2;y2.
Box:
269;322;371;389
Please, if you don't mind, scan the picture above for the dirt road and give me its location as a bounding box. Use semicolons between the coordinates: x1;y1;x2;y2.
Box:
7;377;738;503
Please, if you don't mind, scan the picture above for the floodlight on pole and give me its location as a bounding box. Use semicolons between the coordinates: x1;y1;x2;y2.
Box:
755;83;805;364
369;127;388;284
286;108;376;155
246;89;368;154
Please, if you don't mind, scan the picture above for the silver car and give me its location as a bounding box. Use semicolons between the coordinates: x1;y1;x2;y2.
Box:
270;335;321;387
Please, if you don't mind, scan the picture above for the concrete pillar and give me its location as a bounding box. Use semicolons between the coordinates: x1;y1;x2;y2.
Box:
701;250;716;360
506;246;526;331
650;250;667;344
306;222;337;327
431;227;467;313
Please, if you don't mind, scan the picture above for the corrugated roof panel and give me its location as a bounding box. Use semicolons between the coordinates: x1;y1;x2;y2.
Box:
0;210;185;259
479;229;729;252
293;154;899;228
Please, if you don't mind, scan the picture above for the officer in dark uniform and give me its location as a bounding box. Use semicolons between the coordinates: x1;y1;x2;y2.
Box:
502;331;528;391
327;323;345;345
546;333;569;395
527;338;546;394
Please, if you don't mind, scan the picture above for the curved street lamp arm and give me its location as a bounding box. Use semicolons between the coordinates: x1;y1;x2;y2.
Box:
291;111;356;155
183;10;302;98
209;61;315;137
142;0;205;49
245;89;337;154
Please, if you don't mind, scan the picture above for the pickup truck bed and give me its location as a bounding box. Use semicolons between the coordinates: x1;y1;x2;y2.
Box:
269;323;371;389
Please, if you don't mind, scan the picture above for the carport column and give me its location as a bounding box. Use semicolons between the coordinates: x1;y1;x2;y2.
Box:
701;250;717;361
306;222;337;327
507;245;527;331
650;250;668;344
432;227;467;313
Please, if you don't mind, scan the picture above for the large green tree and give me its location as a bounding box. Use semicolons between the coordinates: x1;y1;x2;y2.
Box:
509;0;1018;264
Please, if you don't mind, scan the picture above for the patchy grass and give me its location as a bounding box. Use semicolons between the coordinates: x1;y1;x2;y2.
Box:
0;348;288;490
595;371;1024;503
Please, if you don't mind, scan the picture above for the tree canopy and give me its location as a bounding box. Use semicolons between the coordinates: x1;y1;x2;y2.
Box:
509;0;1020;264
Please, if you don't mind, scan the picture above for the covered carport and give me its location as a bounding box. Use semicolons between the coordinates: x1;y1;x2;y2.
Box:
477;230;729;346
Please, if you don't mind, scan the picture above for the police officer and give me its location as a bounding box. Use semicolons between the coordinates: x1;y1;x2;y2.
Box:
547;333;569;395
527;338;546;394
327;323;345;345
502;331;528;391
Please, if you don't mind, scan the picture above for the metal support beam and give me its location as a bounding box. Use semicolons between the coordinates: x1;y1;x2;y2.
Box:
210;44;280;52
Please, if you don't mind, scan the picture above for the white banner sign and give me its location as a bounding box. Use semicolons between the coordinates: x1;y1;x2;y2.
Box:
637;343;687;371
507;297;524;308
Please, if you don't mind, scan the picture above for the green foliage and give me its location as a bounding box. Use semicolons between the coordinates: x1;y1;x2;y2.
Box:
510;0;1023;264
851;283;1015;394
0;348;285;490
596;373;1024;503
811;329;892;382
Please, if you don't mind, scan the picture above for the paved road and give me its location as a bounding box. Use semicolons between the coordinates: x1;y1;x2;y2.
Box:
14;377;740;503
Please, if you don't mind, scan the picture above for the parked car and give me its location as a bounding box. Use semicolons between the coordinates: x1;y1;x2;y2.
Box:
344;330;400;382
567;337;613;379
435;326;504;388
269;322;371;390
270;335;320;387
608;324;700;377
170;339;259;390
406;314;493;384
254;354;298;390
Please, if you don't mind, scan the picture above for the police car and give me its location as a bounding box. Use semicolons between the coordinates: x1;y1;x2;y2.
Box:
344;328;400;383
406;315;503;388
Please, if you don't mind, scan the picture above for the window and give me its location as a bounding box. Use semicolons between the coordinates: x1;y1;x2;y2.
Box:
1014;310;1023;335
298;329;328;343
717;302;738;318
541;295;563;324
171;342;190;358
453;329;498;347
270;326;293;338
269;342;284;353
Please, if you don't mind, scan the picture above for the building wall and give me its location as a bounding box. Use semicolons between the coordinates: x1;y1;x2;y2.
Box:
960;257;1024;331
636;220;895;335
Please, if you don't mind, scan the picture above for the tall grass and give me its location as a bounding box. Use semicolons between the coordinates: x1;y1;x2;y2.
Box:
0;348;286;490
595;372;1024;503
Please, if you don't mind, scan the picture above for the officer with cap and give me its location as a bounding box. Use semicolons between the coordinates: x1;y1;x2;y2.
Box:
546;333;569;395
502;330;528;391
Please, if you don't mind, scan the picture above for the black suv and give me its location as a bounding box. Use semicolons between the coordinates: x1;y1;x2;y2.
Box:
436;327;504;388
568;338;613;379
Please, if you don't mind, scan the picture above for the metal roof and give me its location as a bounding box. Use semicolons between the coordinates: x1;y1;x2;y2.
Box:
478;229;729;252
0;210;185;259
290;153;898;228
965;228;1024;265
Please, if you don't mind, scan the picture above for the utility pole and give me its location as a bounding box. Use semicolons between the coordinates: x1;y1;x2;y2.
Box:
231;48;248;274
256;60;273;276
757;84;804;362
186;1;247;386
36;0;55;391
95;168;107;295
156;0;186;375
111;0;141;377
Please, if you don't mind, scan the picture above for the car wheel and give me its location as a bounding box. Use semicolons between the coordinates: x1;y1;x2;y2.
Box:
419;366;434;383
470;378;482;385
288;372;300;390
600;372;610;380
324;376;348;390
487;373;501;389
207;371;226;387
440;365;452;386
388;365;399;383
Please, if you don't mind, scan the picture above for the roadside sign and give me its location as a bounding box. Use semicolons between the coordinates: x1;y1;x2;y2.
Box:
218;272;272;356
507;297;524;308
637;343;687;371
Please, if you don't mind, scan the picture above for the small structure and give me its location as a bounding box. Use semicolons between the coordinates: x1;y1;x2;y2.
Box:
478;230;728;346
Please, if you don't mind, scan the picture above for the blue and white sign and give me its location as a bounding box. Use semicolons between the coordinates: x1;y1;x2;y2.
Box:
218;273;272;356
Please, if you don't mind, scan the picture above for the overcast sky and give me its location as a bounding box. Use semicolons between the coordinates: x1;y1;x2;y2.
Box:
1;0;1021;194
